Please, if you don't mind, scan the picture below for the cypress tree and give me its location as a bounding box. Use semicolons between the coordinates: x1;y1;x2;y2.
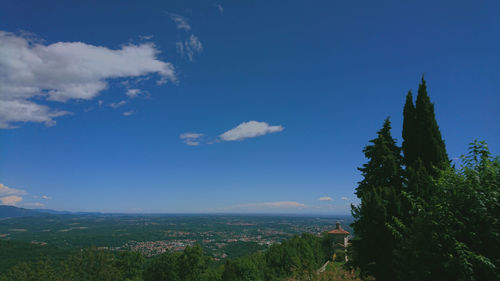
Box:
414;77;449;172
351;118;403;281
402;91;417;167
402;76;449;181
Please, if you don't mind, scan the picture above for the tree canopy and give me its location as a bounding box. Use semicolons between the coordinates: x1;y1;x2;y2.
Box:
350;77;499;281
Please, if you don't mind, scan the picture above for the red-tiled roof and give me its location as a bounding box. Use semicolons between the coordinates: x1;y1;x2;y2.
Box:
328;228;350;235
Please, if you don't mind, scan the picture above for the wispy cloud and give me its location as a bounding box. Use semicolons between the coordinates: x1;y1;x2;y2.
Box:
41;195;52;200
126;89;146;98
0;183;26;195
180;121;284;146
123;110;136;116
0;100;71;129
0;184;32;206
176;35;203;62
139;35;154;40
180;132;204;146
319;196;333;201
341;196;349;200
219;121;284;141
180;133;204;139
216;4;224;13
0;195;23;206
109;100;127;109
167;13;191;31
0;30;175;128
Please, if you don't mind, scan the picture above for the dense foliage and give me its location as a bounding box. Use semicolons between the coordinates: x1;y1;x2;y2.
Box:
0;232;349;281
350;77;499;281
395;141;499;281
0;240;70;273
350;118;403;281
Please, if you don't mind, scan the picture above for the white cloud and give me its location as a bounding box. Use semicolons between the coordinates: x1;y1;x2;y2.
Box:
0;195;23;206
180;132;204;146
126;88;145;98
341;196;349;200
0;99;71;129
179;121;284;146
176;35;203;62
180;132;204;139
123;110;136;116
319;196;332;201
184;140;200;146
139;35;154;40
41;195;52;200
220;121;284;141
0;30;175;128
167;13;191;31
109;100;127;108
0;183;26;195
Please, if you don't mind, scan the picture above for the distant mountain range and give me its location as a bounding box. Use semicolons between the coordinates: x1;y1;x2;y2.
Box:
0;205;101;219
0;205;47;218
1;205;353;219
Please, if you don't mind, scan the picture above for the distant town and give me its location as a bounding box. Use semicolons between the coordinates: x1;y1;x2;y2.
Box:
0;207;352;261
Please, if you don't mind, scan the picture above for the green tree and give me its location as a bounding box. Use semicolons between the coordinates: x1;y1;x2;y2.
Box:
177;245;208;281
396;141;499;281
143;245;210;281
350;118;404;281
143;251;180;281
403;77;449;179
0;260;62;281
222;257;262;281
116;251;145;281
402;90;417;167
64;248;124;281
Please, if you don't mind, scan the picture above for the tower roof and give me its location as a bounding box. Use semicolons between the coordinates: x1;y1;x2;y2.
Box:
328;221;350;235
328;228;350;235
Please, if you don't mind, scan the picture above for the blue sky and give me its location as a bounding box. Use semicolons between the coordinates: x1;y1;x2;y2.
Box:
0;0;498;214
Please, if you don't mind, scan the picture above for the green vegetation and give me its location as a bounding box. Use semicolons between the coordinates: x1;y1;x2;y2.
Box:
0;232;351;281
0;214;351;256
0;215;357;280
350;77;499;281
314;262;365;281
350;118;404;281
0;240;70;273
0;247;141;281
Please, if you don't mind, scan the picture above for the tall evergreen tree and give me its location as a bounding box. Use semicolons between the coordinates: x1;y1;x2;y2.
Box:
350;118;404;281
414;77;449;172
402;77;449;200
402;91;417;167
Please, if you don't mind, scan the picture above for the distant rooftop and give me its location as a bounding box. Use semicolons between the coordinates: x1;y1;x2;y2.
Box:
328;221;349;235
